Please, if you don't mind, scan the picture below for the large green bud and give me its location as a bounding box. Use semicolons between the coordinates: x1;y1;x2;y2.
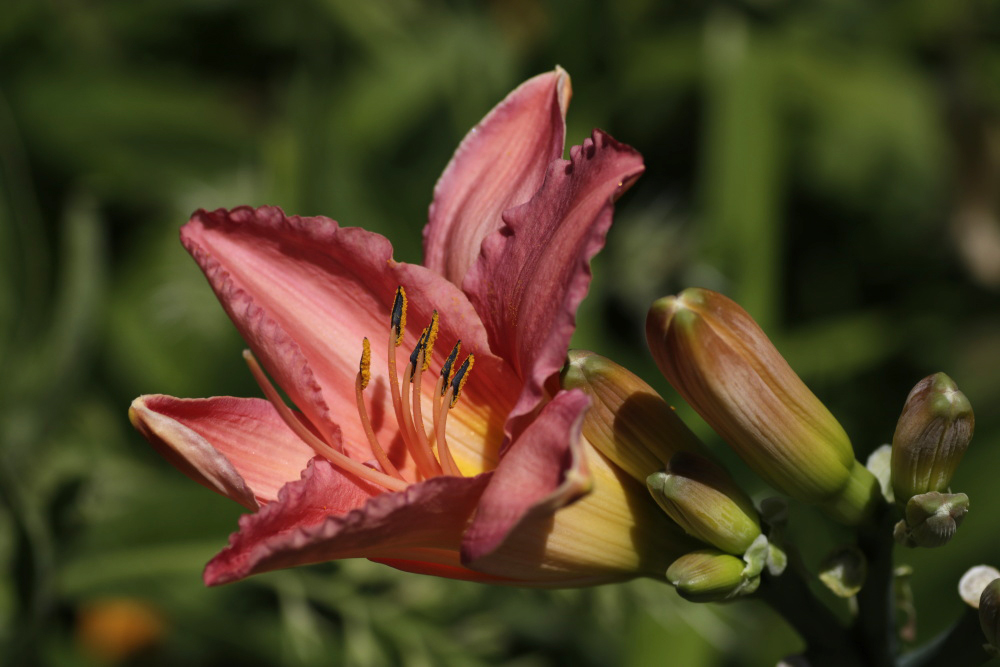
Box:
647;452;761;556
646;288;878;525
561;349;705;483
891;373;974;504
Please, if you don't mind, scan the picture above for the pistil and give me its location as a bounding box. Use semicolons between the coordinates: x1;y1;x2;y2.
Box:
244;350;408;492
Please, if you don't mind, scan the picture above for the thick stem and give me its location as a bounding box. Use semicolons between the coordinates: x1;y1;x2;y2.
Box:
759;553;864;666
896;606;994;667
853;500;897;666
823;459;882;526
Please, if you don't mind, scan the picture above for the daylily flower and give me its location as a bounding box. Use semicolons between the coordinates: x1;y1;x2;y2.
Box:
130;68;693;587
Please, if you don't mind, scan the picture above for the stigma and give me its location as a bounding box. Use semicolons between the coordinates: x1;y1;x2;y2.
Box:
245;286;475;493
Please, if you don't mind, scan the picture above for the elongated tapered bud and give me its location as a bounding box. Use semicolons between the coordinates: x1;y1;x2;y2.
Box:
646;288;879;525
647;452;761;555
891;373;974;504
667;549;760;602
561;350;705;482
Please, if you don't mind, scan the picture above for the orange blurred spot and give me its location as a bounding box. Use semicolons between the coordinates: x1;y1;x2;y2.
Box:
76;597;166;663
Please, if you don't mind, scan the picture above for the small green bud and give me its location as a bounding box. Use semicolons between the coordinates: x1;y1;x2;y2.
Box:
647;452;761;555
818;546;867;598
646;288;879;525
979;578;1000;656
893;492;969;548
562;350;705;482
666;549;760;602
891;373;974;503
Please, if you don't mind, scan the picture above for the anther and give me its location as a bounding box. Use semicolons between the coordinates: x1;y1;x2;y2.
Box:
449;354;475;408
422;311;439;371
359;337;371;390
391;286;407;346
409;327;428;375
440;341;462;394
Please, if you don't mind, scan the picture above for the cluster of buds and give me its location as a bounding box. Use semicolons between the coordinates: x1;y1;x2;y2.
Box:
889;373;975;548
566;286;979;614
563;350;778;601
648;452;781;601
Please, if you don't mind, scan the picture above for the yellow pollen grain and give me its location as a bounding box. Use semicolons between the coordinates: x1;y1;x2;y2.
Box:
359;337;371;390
423;310;440;371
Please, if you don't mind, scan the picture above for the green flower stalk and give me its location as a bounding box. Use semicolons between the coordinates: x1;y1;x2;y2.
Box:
646;288;879;526
561;349;705;483
890;373;974;504
647;452;761;556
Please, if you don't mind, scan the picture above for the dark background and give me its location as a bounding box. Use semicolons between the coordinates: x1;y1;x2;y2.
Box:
2;0;999;665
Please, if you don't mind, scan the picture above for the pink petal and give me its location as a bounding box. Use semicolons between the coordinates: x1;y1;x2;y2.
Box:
371;555;515;583
203;459;490;586
461;389;591;565
129;395;314;508
423;68;571;286
466;440;699;584
181;206;514;469
465;130;644;440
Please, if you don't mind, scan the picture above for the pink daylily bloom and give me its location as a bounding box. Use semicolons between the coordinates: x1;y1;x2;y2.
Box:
130;68;692;587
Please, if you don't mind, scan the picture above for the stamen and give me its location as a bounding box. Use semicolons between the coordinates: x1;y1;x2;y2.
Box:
355;339;405;481
449;354;475;408
399;360;442;478
243;350;408;492
391;286;407;346
379;291;470;481
409;345;444;474
431;341;462;458
434;383;463;476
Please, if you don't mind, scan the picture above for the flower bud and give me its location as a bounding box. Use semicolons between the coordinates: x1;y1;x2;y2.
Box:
959;565;1000;608
818;546;867;598
893;491;969;548
647;452;761;555
890;373;974;504
646;288;879;525
979;578;1000;656
561;350;705;483
666;549;760;602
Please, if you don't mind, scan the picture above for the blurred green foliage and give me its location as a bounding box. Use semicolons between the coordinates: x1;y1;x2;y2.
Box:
2;0;999;665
